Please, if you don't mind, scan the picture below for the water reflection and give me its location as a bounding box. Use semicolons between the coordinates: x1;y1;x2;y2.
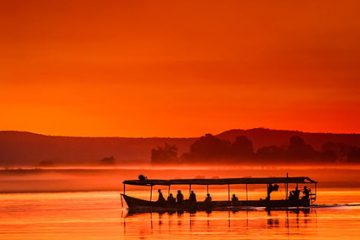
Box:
0;191;359;240
122;209;316;235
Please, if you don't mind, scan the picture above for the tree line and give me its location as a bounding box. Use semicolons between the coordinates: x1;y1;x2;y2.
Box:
151;134;360;165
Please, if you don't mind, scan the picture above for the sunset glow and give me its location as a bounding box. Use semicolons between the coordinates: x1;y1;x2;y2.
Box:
2;2;360;240
1;0;360;137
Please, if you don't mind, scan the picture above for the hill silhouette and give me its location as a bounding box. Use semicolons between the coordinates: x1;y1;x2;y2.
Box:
216;128;360;150
0;131;193;167
1;129;360;166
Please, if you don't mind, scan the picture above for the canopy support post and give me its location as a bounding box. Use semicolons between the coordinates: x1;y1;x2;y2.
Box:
285;173;289;200
206;185;209;194
150;185;153;202
121;183;125;208
189;184;192;194
168;185;170;194
246;184;248;201
227;184;230;201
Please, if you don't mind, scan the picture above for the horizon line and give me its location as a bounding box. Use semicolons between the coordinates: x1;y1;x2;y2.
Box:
1;127;360;138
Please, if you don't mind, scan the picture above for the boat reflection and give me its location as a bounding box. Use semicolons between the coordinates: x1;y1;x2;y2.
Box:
121;208;316;233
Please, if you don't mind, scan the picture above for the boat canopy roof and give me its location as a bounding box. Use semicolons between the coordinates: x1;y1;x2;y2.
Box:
123;177;317;186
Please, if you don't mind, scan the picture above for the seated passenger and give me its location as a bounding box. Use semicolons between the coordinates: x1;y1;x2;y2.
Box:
189;190;197;203
205;193;212;203
289;191;294;200
176;190;184;204
157;189;165;203
167;193;176;207
231;194;239;202
289;186;300;201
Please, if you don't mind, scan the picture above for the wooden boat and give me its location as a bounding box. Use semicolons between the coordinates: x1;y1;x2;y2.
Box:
121;175;317;213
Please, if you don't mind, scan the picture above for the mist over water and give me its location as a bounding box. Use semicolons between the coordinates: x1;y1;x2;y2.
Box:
1;165;360;193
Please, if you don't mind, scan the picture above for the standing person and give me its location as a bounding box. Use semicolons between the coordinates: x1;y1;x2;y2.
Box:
266;183;279;200
302;186;310;201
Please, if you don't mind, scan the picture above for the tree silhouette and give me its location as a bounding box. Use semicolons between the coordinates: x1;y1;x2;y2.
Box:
347;146;360;163
100;156;116;165
286;136;318;160
321;142;340;162
150;134;358;165
230;136;254;159
151;143;178;165
320;142;360;163
256;145;285;160
185;134;231;161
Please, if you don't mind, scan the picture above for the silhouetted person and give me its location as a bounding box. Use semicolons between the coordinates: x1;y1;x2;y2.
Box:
231;194;239;202
176;190;184;204
189;190;197;203
302;186;310;201
289;186;300;201
266;183;279;200
157;189;165;204
205;193;212;209
138;174;147;181
205;193;212;203
167;193;176;207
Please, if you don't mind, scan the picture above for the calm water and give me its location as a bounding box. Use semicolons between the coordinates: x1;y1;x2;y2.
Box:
1;190;360;240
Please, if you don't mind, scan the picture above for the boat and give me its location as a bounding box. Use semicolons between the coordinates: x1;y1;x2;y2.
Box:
121;175;317;213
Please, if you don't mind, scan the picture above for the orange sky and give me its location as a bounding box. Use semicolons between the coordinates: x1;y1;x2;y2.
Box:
1;0;360;137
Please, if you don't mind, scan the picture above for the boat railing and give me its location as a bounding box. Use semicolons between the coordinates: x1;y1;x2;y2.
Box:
310;193;317;204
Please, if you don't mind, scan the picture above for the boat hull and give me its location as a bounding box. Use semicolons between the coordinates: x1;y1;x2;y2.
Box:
121;194;310;213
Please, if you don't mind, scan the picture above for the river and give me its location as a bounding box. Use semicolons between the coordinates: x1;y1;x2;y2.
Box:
0;167;359;239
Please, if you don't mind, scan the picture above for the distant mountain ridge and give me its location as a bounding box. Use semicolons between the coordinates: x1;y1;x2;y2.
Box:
0;131;194;166
1;129;360;166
